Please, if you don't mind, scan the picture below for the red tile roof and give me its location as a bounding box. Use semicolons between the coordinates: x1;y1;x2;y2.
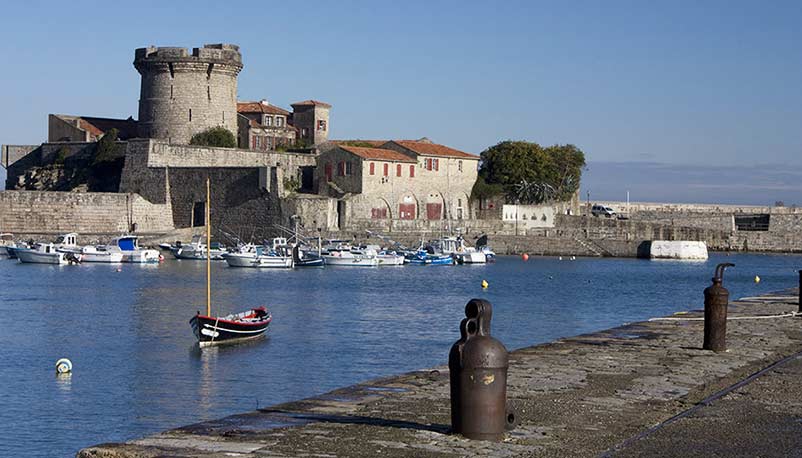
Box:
78;119;104;137
332;140;387;147
389;140;478;159
237;101;290;116
339;146;416;163
291;99;332;108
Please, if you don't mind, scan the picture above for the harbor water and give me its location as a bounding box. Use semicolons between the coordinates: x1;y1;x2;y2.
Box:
0;252;800;457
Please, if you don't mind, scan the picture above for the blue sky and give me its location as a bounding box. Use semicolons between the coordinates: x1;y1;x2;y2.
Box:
1;1;801;204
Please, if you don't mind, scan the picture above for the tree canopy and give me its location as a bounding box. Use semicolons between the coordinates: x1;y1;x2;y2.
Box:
189;126;237;148
476;141;586;204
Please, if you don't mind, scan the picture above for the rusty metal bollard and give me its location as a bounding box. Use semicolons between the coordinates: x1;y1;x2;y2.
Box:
449;298;511;441
704;263;734;352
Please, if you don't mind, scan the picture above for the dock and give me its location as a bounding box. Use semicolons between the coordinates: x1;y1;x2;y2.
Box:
78;291;802;457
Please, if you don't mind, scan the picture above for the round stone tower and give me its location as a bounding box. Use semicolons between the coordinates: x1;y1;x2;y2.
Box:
134;44;243;144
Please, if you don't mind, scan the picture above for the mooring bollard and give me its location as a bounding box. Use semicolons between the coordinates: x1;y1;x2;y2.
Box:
704;263;734;352
448;298;511;441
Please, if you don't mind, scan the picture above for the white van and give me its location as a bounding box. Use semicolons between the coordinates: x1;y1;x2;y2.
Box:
591;204;616;218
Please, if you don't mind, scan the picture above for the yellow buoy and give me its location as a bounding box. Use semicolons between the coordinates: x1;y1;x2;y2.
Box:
754;275;761;284
481;280;489;289
56;358;72;374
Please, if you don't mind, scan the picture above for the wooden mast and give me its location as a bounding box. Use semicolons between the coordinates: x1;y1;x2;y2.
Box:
206;176;211;317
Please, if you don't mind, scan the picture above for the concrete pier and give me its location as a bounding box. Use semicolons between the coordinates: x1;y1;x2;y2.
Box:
78;291;802;457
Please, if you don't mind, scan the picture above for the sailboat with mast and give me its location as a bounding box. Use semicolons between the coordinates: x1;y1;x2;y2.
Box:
190;177;272;347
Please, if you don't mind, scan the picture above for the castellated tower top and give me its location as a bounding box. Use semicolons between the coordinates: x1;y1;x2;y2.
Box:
134;44;243;144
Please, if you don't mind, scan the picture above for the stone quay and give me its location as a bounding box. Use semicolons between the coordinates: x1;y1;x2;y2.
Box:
78;290;802;457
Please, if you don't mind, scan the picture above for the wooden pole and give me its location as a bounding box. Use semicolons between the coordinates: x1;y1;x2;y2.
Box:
206;176;211;317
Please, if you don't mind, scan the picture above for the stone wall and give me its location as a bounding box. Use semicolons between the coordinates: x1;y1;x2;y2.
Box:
0;191;173;235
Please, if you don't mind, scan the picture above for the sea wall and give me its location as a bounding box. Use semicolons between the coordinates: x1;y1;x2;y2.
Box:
0;191;174;235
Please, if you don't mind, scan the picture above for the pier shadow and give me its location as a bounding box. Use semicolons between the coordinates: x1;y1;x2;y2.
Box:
259;409;451;434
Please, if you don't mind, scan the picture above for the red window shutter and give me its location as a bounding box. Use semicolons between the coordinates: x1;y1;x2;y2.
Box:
338;162;344;176
370;162;375;175
251;136;256;149
396;164;401;177
383;163;388;176
409;165;415;177
325;163;332;181
434;159;439;171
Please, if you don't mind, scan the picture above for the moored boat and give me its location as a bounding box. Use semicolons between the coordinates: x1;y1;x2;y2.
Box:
110;235;161;263
190;306;272;348
0;233;16;256
190;177;271;348
16;243;80;265
80;245;124;263
172;235;227;260
439;236;487;264
323;245;379;267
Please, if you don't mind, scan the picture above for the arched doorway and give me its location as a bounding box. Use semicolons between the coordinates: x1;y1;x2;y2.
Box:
370;198;392;219
425;191;445;220
398;192;417;220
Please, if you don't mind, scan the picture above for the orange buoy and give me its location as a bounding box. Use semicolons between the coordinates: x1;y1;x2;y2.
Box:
521;253;529;261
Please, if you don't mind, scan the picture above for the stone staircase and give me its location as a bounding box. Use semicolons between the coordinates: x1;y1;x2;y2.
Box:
572;236;614;257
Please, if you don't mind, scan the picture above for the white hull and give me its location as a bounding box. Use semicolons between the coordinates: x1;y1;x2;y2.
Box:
377;254;405;266
122;249;161;263
456;251;487;264
81;251;124;263
173;248;226;260
224;253;292;268
323;255;379;267
16;250;68;265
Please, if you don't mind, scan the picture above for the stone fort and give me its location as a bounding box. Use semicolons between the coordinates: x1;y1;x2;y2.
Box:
1;43;519;243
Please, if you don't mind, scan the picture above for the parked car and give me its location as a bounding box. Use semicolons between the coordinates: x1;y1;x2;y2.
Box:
591;204;616;218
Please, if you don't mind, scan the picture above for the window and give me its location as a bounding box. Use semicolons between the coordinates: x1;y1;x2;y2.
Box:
425;158;432;170
409;165;415;178
434;158;439;171
264;116;273;126
325;163;332;181
255;136;262;148
383;163;389;176
345;161;353;176
338;161;345;176
302;128;308;138
369;162;375;175
317;120;327;131
397;164;402;177
189;109;192;122
458;160;463;172
276;116;284;127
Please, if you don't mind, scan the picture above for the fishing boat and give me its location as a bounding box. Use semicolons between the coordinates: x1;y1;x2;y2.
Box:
172;235;227;260
404;248;455;265
438;236;487;264
223;238;293;268
291;244;325;267
16;243;81;265
79;245;124;263
0;233;17;256
109;235;161;263
190;177;271;347
323;244;379;267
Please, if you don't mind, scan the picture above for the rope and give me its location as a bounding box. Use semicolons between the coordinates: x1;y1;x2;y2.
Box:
649;311;801;322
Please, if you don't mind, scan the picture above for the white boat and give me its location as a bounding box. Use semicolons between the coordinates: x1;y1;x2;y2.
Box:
323;245;379;267
439;236;487;264
110;235;161;263
0;233;16;256
172;235;227;260
16;243;80;265
54;233;81;253
79;245;124;263
223;238;293;268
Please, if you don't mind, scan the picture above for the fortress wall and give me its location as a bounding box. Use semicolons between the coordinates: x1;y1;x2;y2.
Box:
0;191;173;235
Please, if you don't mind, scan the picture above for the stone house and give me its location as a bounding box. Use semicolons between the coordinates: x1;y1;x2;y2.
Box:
48;114;138;142
236;101;297;151
316;139;479;227
290;100;331;147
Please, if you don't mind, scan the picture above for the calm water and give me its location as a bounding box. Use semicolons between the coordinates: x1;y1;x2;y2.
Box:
1;252;800;457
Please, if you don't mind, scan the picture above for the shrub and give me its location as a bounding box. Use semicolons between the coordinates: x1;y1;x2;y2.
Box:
189;127;237;148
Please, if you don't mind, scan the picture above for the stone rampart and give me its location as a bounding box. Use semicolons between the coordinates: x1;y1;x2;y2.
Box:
0;191;173;235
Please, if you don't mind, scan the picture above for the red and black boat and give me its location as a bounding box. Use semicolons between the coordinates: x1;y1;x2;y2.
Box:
190;177;273;348
190;307;271;347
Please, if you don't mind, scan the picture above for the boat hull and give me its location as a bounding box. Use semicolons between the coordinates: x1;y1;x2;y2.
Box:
16;249;69;265
322;255;379;266
377;254;405;266
121;249;161;263
190;310;271;347
224;253;293;268
455;251;487;264
172;248;226;260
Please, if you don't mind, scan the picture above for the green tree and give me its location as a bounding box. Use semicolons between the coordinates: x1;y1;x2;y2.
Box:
189;127;237;148
93;128;123;164
478;141;586;204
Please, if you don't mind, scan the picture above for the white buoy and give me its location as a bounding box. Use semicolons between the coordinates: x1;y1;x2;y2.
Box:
571;256;576;260
56;358;72;374
558;256;563;261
